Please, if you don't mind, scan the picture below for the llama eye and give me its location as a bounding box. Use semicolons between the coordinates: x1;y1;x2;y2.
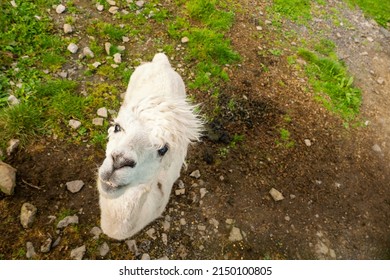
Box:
114;124;121;133
157;144;169;156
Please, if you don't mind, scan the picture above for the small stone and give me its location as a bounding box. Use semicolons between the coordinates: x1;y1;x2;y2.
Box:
96;4;104;11
117;46;126;51
225;218;234;225
66;180;84;193
40;238;52;253
63;24;73;34
284;215;291;221
181;37;189;43
107;0;116;5
200;188;207;198
92;62;102;68
209;218;219;228
10;0;17;7
175;188;185;195
83;47;94;58
190;170;201;179
177;180;185;188
52;236;61;248
372;144;382;153
0;161;16;195
99;242;110;257
20;202;37;229
97;107;108;118
125;240;139;256
336;32;342;38
163;220;170;232
70;245;86;260
146;228;156;240
56;4;66;14
265;20;272;25
256;26;263;31
113;53;122;64
59;71;68;78
57;215;79;229
111;64;119;69
105;42;112;55
67;43;78;54
197;225;206;231
377;77;385;85
180;218;186;225
141;253;150;260
229;226;243;242
26;242;36;259
8;95;20;106
360;51;369;56
269;188;284;201
329;249;336;259
367;36;374;42
69;119;81;129
304;139;312;147
92;117;104;126
90;226;102;239
122;36;130;42
108;6;119;14
135;1;145;8
161;233;168;246
7;139;20;155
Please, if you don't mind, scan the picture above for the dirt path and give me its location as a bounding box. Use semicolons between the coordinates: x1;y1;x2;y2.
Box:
0;0;389;260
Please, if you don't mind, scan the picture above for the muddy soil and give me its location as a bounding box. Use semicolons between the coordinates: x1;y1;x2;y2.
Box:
0;0;389;259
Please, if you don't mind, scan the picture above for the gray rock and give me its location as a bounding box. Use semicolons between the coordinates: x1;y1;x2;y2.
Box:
70;245;86;260
20;202;37;229
141;253;150;260
57;215;79;229
40;238;52;253
66;180;84;193
56;4;66;14
269;188;285;201
190;169;201;179
83;47;94;58
105;42;112;55
175;188;185;195
136;1;145;8
107;0;116;5
377;77;385;85
52;236;61;248
7;95;20;106
92;117;104;126
372;144;382;153
181;36;189;43
125;240;139;256
163;220;170;232
161;233;168;246
90;226;102;239
97;107;108;118
69;119;81;129
108;6;119;14
200;188;207;198
63;24;73;34
146;228;156;240
229;226;243;242
304;139;312;147
96;4;104;11
0;161;17;195
99;242;109;257
26;242;36;259
67;43;78;54
92;62;102;68
7;139;20;155
113;53;122;64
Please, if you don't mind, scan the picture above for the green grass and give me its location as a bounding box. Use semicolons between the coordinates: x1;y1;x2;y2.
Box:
271;0;313;23
298;48;361;121
346;0;390;28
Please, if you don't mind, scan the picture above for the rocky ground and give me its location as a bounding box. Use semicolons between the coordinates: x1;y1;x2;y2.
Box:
0;0;389;260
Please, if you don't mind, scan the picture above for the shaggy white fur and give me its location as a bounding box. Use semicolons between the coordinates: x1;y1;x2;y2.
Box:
97;53;202;240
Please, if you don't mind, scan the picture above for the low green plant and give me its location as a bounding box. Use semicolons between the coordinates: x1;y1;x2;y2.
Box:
346;0;390;28
276;128;295;148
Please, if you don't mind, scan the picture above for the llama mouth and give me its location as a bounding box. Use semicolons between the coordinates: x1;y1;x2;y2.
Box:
99;178;126;192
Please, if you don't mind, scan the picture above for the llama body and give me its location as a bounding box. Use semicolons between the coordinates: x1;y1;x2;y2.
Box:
97;53;202;240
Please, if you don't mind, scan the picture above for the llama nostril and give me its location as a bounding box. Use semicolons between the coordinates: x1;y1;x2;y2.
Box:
112;153;136;170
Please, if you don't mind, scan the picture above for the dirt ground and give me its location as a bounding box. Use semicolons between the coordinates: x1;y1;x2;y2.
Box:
0;0;389;259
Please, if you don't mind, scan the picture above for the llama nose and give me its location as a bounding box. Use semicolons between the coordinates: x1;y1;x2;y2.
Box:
112;153;137;170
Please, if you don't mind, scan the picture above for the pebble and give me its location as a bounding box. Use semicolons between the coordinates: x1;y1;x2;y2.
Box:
190;170;201;179
83;47;94;58
367;36;374;42
181;37;189;43
225;218;234;225
69;119;81;129
304;139;312;147
96;4;104;11
59;71;68;78
161;233;168;246
265;20;272;25
97;107;108;118
163;220;170;232
93;117;104;126
0;161;17;195
376;77;385;85
105;42;112;55
136;1;145;8
7;139;20;155
197;225;206;231
108;6;119;14
66;180;84;193
141;253;150;260
209;218;219;228
56;4;66;14
67;43;78;54
146;228;157;240
107;0;116;5
126;240;139;256
63;24;73;34
175;188;185;195
8;95;20;106
70;245;86;260
180;218;186;225
229;226;243;242
269;188;285;201
57;215;79;229
113;53;122;64
92;62;102;68
99;242;110;257
372;144;382;153
177;180;185;188
20;202;37;229
40;238;52;253
200;188;207;198
122;36;130;42
256;26;263;31
10;0;17;7
26;242;36;259
52;236;61;248
90;226;102;239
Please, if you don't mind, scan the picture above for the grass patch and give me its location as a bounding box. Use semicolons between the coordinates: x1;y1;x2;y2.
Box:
271;0;312;23
298;48;361;121
346;0;390;28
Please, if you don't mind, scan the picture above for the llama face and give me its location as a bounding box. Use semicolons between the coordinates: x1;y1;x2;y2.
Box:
98;119;171;194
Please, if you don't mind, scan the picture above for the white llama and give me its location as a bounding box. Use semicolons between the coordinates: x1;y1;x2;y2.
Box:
97;53;202;240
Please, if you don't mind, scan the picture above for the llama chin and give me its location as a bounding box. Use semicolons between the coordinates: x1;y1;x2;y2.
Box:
97;53;202;240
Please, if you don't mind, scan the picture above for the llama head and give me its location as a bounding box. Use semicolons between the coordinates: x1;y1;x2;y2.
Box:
98;95;202;195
